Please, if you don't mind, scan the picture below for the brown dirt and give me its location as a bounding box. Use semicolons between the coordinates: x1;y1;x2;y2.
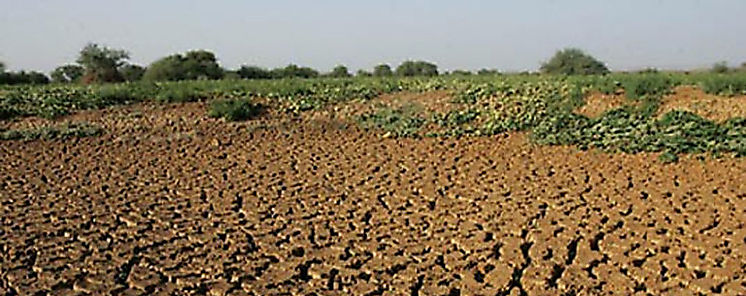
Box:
2;104;746;295
658;86;746;122
574;91;629;118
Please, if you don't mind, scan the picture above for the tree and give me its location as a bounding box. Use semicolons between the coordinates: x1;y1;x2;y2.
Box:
181;50;224;80
373;64;393;77
119;64;146;82
328;65;351;78
143;50;224;81
237;65;272;79
395;61;439;77
76;43;130;83
270;64;319;79
540;48;609;75
357;70;372;77
711;61;729;74
0;61;5;73
51;64;85;83
0;71;49;85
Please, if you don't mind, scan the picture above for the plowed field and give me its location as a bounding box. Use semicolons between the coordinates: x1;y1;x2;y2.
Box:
2;102;746;295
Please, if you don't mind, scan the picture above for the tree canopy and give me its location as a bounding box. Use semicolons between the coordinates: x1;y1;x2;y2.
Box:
395;61;439;77
540;48;609;75
120;64;146;82
76;43;130;83
373;64;393;77
237;66;272;79
51;64;85;83
328;65;351;78
270;64;319;79
143;50;224;81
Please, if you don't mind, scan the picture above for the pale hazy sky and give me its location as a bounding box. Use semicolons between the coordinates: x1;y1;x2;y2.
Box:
1;0;745;73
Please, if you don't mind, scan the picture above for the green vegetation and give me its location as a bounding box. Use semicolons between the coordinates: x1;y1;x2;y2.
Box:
328;65;352;78
237;66;273;79
51;65;85;83
541;48;609;75
120;64;146;82
373;64;393;77
77;43;130;83
712;61;730;74
208;99;264;121
0;122;102;141
0;70;50;85
357;103;426;137
395;61;439;77
143;50;224;81
4;51;746;162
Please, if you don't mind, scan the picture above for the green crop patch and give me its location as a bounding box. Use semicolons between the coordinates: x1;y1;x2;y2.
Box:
0;122;103;141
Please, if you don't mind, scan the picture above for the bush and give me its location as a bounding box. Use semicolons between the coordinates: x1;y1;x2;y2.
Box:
540;48;609;75
208;99;264;121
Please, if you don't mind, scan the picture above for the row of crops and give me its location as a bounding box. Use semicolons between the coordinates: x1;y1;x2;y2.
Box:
3;73;746;160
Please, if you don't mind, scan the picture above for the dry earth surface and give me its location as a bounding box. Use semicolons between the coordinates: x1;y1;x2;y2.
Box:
2;95;746;295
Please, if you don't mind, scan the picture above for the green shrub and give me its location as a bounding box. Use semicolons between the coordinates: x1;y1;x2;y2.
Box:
540;48;609;75
208;99;264;121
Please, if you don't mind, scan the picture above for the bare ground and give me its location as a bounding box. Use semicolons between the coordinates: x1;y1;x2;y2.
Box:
2;99;746;295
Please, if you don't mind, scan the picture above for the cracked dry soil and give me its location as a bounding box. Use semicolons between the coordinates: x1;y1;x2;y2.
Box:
2;103;746;295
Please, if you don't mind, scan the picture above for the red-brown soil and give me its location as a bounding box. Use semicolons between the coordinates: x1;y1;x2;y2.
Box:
2;103;746;295
658;86;746;122
575;91;628;118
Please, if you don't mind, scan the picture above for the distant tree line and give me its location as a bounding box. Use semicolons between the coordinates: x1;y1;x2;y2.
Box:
3;44;745;85
0;61;50;85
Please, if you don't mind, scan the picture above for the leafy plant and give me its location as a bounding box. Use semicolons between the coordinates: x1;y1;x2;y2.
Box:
0;122;102;141
541;48;609;75
208;99;264;121
357;103;425;137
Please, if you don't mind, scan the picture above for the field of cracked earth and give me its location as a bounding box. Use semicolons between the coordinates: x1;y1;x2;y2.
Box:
2;95;746;295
